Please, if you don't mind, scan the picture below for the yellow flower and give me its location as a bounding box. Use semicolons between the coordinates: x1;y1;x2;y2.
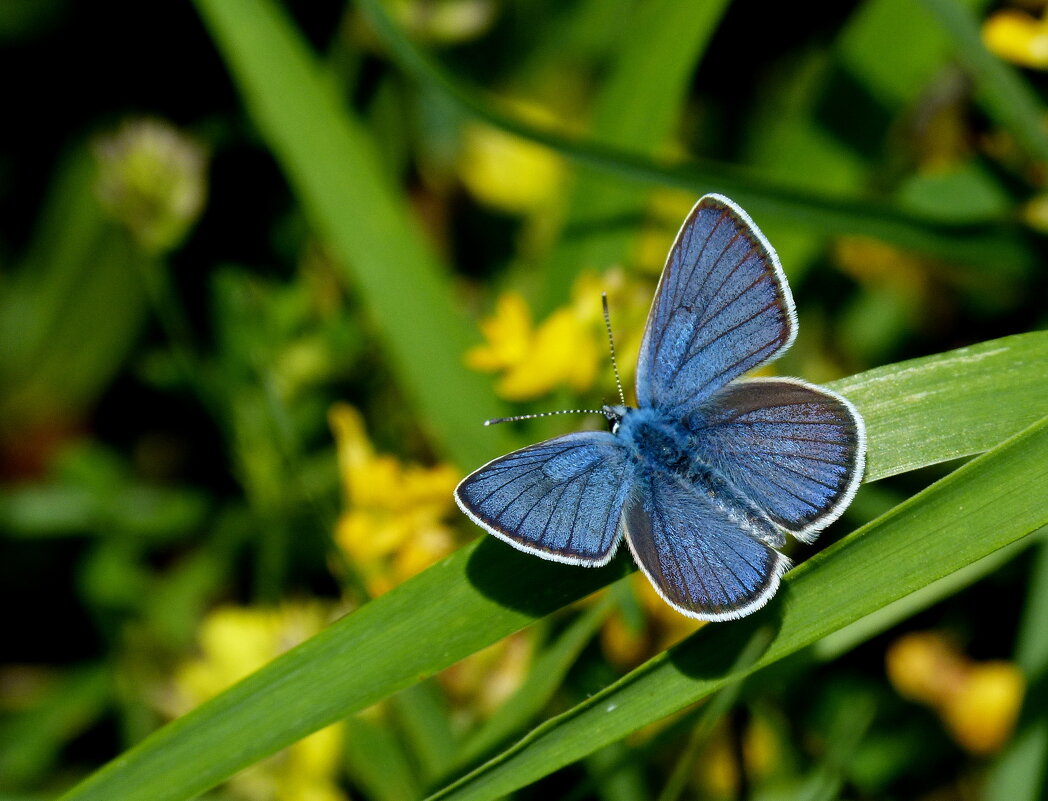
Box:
168;603;347;801
459;102;565;214
465;291;533;372
330;403;460;596
940;662;1025;755
94;118;207;254
984;8;1048;69
886;631;1025;754
466;268;651;402
696;716;779;798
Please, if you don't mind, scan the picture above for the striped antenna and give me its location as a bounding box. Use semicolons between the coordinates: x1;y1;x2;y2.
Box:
482;295;626;427
602;293;626;405
484;408;605;426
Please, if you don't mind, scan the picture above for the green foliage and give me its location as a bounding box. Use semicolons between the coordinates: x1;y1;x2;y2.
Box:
2;1;1047;800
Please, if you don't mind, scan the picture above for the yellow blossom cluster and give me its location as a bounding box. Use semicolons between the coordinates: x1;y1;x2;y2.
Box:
167;603;346;801
330;403;461;597
466;268;648;402
886;631;1025;754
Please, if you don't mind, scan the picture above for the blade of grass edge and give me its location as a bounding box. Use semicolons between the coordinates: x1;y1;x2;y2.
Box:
427;413;1048;801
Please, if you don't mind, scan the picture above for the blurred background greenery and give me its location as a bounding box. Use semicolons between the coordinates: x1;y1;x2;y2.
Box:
1;0;1047;799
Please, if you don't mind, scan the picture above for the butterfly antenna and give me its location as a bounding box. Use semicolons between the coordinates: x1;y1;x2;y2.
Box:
602;293;626;405
484;409;606;426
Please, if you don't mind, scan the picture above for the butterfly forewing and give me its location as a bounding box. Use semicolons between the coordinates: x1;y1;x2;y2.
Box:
623;469;788;620
689;378;866;542
454;432;631;566
635;194;796;415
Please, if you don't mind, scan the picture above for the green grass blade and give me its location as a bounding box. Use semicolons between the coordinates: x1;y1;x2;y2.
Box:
918;0;1048;164
57;333;1048;801
537;0;731;309
192;0;514;468
358;0;1034;273
428;413;1048;801
832;331;1048;480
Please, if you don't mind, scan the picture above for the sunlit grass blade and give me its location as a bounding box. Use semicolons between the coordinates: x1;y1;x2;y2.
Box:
56;332;1048;801
918;0;1048;164
192;0;515;468
832;331;1048;480
357;0;1035;273
428;413;1048;801
812;528;1046;662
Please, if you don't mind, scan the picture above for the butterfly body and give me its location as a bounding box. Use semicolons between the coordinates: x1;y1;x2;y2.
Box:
457;194;866;620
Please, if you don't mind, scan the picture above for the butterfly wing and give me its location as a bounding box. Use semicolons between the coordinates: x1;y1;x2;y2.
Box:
690;378;866;543
635;194;796;415
624;468;788;620
455;432;631;566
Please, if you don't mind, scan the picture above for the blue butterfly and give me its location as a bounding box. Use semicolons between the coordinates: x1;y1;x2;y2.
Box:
455;194;866;620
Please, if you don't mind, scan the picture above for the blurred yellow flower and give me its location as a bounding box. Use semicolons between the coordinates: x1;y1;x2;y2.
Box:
696;716;779;798
94;117;208;255
330;403;460;596
983;7;1048;69
168;603;346;801
1022;192;1048;231
466;268;650;402
886;631;1025;754
459;102;565;214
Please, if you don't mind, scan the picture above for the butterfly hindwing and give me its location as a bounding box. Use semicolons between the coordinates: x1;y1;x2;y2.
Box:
635;194;796;415
454;431;631;566
623;467;788;620
689;378;866;542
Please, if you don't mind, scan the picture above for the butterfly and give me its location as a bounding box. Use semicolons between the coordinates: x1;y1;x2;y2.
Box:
455;194;866;620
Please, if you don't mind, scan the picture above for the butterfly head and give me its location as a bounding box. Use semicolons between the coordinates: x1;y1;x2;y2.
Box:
601;404;628;434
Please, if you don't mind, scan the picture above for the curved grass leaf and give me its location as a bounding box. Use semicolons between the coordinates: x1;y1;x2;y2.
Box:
192;0;515;468
429;412;1048;801
358;0;1035;273
57;332;1048;801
